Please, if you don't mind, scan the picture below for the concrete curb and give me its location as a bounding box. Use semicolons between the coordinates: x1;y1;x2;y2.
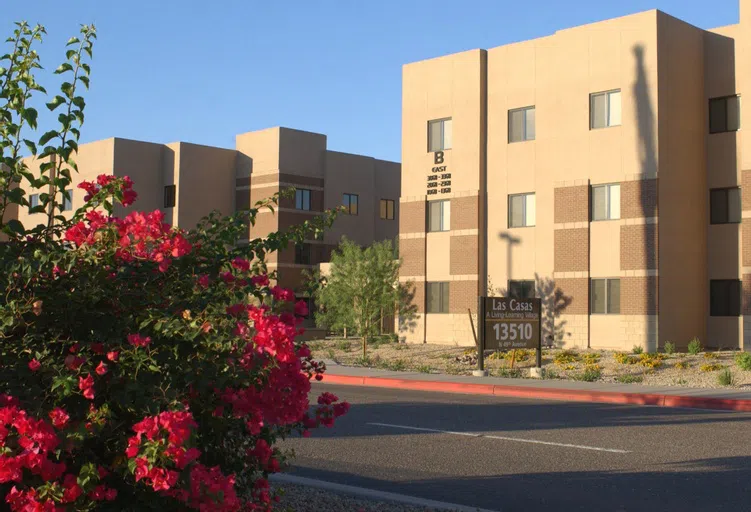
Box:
270;473;499;512
321;374;751;412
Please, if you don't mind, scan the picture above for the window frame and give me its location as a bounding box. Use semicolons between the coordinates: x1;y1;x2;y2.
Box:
343;193;359;215
427;117;452;152
710;187;742;225
427;199;450;232
591;183;621;221
508;192;535;228
508;106;536;143
426;282;450;314
590;278;621;315
164;184;176;209
28;193;39;213
294;243;312;265
590;89;622;130
295;188;311;211
508;280;536;299
380;199;395;220
709;95;741;134
710;279;741;317
61;189;73;212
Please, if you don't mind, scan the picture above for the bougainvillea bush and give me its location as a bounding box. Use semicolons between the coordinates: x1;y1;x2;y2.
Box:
0;23;347;510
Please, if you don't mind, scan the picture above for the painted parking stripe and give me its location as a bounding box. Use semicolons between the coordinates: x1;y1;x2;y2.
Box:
368;422;630;454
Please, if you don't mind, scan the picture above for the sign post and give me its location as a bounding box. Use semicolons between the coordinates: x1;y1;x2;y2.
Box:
473;297;487;376
481;296;542;373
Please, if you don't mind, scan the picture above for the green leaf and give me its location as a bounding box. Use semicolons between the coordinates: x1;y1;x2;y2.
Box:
23;139;37;155
54;62;74;74
5;219;25;235
79;76;90;89
72;96;85;109
38;130;58;146
21;108;37;129
45;95;65;111
66;37;80;46
65;49;76;59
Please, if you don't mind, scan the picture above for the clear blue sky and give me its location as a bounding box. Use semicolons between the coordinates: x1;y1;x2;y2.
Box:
3;0;740;162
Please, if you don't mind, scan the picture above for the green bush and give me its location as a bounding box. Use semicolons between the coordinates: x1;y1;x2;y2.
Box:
335;339;352;352
663;342;675;355
416;364;433;374
717;368;736;386
615;352;638;365
632;345;644;355
554;350;580;365
735;352;751;371
575;365;602;382
386;359;407;371
700;363;723;372
616;374;644;384
688;337;702;355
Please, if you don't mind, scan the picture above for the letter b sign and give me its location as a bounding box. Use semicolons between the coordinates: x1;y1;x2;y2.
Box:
434;151;444;164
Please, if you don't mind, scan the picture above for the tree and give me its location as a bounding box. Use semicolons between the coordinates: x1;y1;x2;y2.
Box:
314;238;416;357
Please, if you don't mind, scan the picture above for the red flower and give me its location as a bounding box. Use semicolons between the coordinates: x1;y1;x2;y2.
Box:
127;333;152;348
106;351;119;362
294;300;309;317
28;359;41;372
197;275;210;288
78;374;95;400
251;274;270;287
62;474;82;503
49;408;70;430
226;303;245;317
96;361;108;376
134;457;149;481
64;355;86;371
271;286;295;302
231;257;250;272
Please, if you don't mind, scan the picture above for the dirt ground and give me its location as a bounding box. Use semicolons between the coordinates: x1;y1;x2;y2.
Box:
307;338;751;390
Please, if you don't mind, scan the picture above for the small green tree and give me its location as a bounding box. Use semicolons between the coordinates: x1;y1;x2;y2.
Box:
315;238;415;357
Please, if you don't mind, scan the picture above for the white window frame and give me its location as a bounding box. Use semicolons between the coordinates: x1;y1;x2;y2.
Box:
426;282;450;314
428;118;452;152
61;189;73;212
427;199;450;232
591;278;620;315
590;89;621;129
508;193;535;228
591;183;620;221
508;106;536;143
29;193;39;213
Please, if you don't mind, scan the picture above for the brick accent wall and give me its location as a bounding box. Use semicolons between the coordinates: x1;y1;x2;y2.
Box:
554;186;589;224
621;179;658;219
620;224;658;270
450;235;478;275
408;282;425;314
742;171;751;211
250;212;279;238
744;221;751;267
744;274;751;315
553;278;589;315
250;185;280;205
621;276;659;315
554;228;589;272
400;238;426;277
451;195;479;230
400;201;426;234
449;280;478;314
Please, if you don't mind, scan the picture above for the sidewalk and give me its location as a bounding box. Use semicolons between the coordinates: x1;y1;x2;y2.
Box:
320;363;751;412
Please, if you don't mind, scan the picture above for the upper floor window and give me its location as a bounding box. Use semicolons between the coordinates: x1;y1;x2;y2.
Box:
710;279;741;316
508;106;535;143
426;282;450;314
343;193;358;215
710;187;741;224
591;184;620;221
709;95;740;134
164;185;176;208
591;278;620;315
427;199;450;232
29;194;39;213
508;280;535;299
295;189;311;211
590;89;621;129
508;193;535;228
380;199;395;220
295;243;312;265
61;190;73;211
428;118;452;152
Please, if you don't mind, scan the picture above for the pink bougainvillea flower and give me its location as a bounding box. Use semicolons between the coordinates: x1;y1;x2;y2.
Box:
270;286;295;302
95;361;108;376
294;300;309;317
28;359;41;372
78;374;95;400
231;257;250;272
197;274;210;288
64;355;86;371
49;407;70;430
106;351;119;362
127;334;151;348
251;274;270;287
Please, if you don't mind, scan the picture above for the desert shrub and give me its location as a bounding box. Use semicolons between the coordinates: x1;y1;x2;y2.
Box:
674;361;689;370
574;365;602;382
688;338;702;355
717;368;736;386
735;352;751;371
663;342;675;355
616;375;644;384
632;345;644;355
335;339;352;352
416;365;433;374
703;352;718;360
700;363;724;372
554;350;580;365
615;352;638;365
386;359;407;371
638;353;665;369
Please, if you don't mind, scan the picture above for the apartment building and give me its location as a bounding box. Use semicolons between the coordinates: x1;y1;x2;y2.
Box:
13;127;400;306
399;1;751;351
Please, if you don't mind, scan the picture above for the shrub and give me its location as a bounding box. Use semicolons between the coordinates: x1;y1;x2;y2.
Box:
615;352;638;365
632;345;644;355
717;368;736;386
394;342;409;351
663;342;676;355
335;339;352;352
416;365;433;374
703;352;718;360
386;359;407;371
688;338;702;355
497;368;522;378
543;369;559;380
700;363;724;372
575;365;602;382
616;375;644;384
582;353;601;365
735;352;751;371
554;350;580;365
325;348;337;360
639;353;665;369
674;361;689;370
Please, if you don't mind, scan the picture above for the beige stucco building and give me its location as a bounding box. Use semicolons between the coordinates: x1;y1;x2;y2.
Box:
13;128;400;304
399;1;751;351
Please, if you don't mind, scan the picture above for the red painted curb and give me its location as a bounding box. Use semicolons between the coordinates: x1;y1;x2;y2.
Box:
320;374;751;412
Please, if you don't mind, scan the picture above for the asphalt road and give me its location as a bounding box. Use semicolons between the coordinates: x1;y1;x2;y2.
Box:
281;384;751;512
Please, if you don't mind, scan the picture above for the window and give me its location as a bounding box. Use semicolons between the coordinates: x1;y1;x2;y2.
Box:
29;194;39;213
427;199;450;232
426;282;450;314
710;188;741;224
590;89;621;129
709;95;740;133
591;278;620;314
508;193;535;228
61;190;73;211
380;199;395;220
508;280;535;299
295;189;311;211
343;193;358;215
508;106;536;143
428;118;452;152
710;280;741;316
164;185;176;208
295;243;312;265
591;184;621;221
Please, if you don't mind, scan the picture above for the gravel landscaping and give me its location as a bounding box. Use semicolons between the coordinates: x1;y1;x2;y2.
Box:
273;484;459;512
308;338;751;389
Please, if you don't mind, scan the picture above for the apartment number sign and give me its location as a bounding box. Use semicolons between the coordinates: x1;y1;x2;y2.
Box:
482;297;541;350
427;151;451;195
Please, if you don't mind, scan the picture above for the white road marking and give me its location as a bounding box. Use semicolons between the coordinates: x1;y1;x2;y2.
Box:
368;422;630;454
